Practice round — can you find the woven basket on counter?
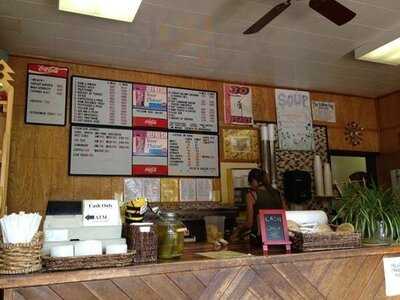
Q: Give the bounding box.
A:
[123,223,157,264]
[0,231,43,274]
[42,252,135,272]
[290,229,361,252]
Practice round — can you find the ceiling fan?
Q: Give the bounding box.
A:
[243,0,356,34]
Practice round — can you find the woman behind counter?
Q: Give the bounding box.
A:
[232,168,285,242]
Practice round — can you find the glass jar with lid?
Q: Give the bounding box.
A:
[156,212,186,259]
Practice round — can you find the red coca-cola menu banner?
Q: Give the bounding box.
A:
[28,64,68,78]
[25,64,69,126]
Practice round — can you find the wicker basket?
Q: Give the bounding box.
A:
[290,229,361,252]
[43,252,135,272]
[123,223,157,264]
[0,232,43,274]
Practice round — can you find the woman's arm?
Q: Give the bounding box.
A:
[244,192,255,229]
[229,192,256,241]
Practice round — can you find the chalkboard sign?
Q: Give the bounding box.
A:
[258,209,291,254]
[265,215,285,241]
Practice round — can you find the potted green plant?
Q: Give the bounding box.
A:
[334,183,400,244]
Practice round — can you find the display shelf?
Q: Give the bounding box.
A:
[0,60,14,216]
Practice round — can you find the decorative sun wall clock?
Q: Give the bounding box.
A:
[345,121,364,146]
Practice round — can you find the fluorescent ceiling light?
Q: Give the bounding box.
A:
[355,34,400,66]
[59,0,142,22]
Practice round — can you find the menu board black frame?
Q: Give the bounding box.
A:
[69,75,220,178]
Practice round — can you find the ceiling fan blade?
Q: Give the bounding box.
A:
[309,0,356,26]
[243,1,291,34]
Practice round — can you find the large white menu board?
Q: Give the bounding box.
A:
[71,77,132,127]
[168,88,217,133]
[25,64,68,125]
[70,126,132,175]
[168,132,219,177]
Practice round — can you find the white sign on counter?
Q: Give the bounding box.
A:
[82,199,121,226]
[168,132,219,177]
[25,64,68,125]
[70,126,132,175]
[168,87,218,133]
[71,76,132,127]
[383,256,400,296]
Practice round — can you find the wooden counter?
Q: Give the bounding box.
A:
[2,245,400,300]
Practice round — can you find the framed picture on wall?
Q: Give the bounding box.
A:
[221,128,260,162]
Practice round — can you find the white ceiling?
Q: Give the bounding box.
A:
[1,0,400,97]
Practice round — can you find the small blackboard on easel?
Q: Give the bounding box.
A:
[258,209,291,255]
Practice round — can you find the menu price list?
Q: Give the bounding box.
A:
[70,126,132,175]
[26,74,67,125]
[168,88,217,133]
[72,77,132,127]
[168,132,219,177]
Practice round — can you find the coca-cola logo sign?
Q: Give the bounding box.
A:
[38,65,61,74]
[28,64,69,78]
[144,167,157,174]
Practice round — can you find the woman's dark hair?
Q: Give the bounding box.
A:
[248,168,267,186]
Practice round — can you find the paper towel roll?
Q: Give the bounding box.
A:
[324,162,333,197]
[286,210,328,226]
[260,124,268,141]
[106,243,128,255]
[74,240,102,256]
[50,245,74,257]
[314,155,324,196]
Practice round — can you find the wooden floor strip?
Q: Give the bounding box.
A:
[113,276,162,300]
[83,280,130,300]
[252,263,304,300]
[274,262,324,300]
[167,271,206,300]
[220,266,256,300]
[18,286,63,300]
[198,267,240,300]
[326,256,366,299]
[141,274,189,300]
[343,255,382,300]
[50,282,99,300]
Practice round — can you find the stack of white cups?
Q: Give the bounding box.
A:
[314,155,333,197]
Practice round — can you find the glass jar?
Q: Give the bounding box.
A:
[372,220,389,244]
[156,212,186,259]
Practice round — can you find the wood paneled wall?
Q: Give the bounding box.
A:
[7,55,380,213]
[377,91,400,186]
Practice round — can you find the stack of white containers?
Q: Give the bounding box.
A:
[45,200,128,258]
[314,155,333,197]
